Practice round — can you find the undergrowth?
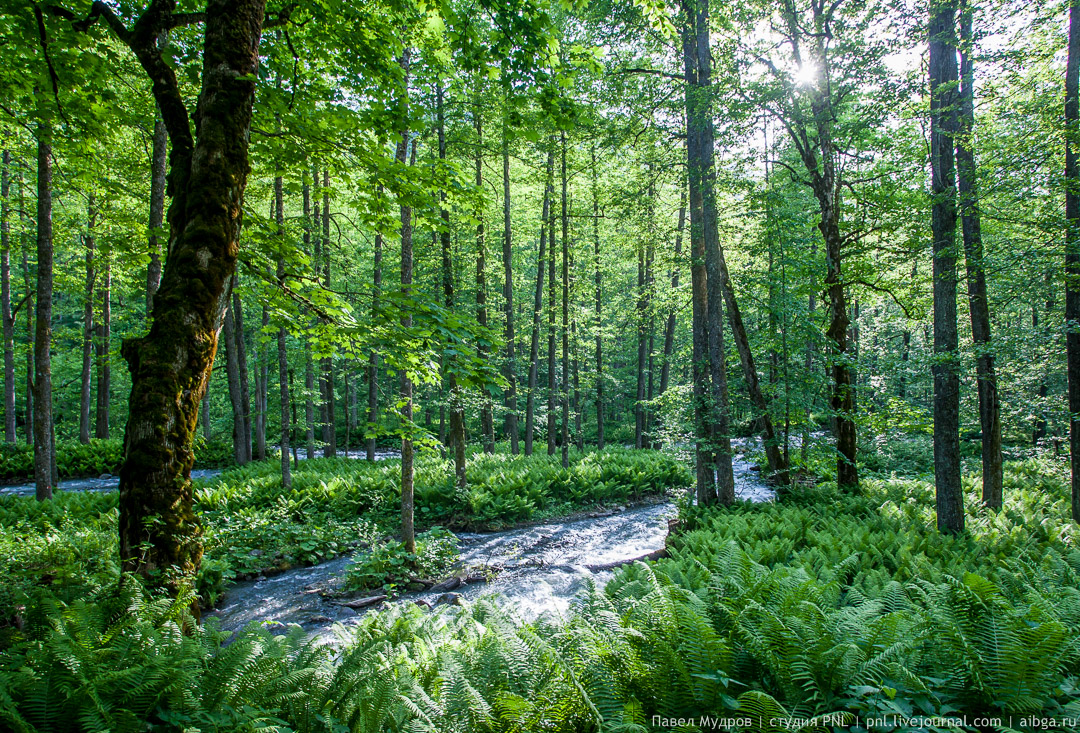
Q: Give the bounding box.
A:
[0,448,687,625]
[0,437,234,484]
[3,457,1078,731]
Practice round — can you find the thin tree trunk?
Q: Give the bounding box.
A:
[592,147,604,449]
[33,123,54,501]
[222,285,246,464]
[560,131,570,468]
[439,84,465,485]
[367,186,382,462]
[231,285,251,464]
[321,169,336,457]
[94,250,111,440]
[80,194,96,444]
[201,391,211,439]
[303,173,316,459]
[1067,0,1080,522]
[660,194,686,398]
[398,50,416,554]
[548,138,558,457]
[1,150,14,444]
[21,190,32,448]
[957,0,1002,508]
[502,121,519,453]
[525,151,552,456]
[929,0,964,533]
[635,235,648,449]
[476,103,494,453]
[275,170,291,487]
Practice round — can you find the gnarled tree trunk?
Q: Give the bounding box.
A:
[117,0,267,590]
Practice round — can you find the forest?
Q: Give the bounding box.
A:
[1,0,1079,729]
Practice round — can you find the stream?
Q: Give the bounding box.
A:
[208,448,774,636]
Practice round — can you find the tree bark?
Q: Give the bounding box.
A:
[1067,0,1080,522]
[117,0,267,589]
[957,0,1002,509]
[524,150,552,456]
[635,229,648,449]
[80,194,96,444]
[33,123,54,501]
[929,0,964,533]
[1,150,15,444]
[502,121,519,453]
[255,305,268,460]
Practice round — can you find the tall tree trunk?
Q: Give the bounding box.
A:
[33,123,54,501]
[683,2,734,503]
[21,198,32,448]
[303,174,316,459]
[222,286,246,464]
[591,147,604,449]
[275,171,291,487]
[560,131,570,468]
[398,51,416,554]
[502,121,519,453]
[957,0,1002,508]
[1067,0,1080,522]
[548,139,558,457]
[146,112,166,320]
[229,285,252,464]
[439,84,466,484]
[95,252,111,440]
[635,235,648,449]
[366,186,382,462]
[476,104,494,453]
[118,0,267,589]
[321,169,337,457]
[525,151,552,456]
[929,0,964,533]
[80,194,96,444]
[660,194,685,398]
[1,150,14,444]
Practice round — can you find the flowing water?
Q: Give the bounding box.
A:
[207,450,774,636]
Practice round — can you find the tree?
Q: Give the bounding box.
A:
[929,0,964,534]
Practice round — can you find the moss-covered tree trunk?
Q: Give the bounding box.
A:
[117,0,267,591]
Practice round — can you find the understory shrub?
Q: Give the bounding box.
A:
[0,437,234,484]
